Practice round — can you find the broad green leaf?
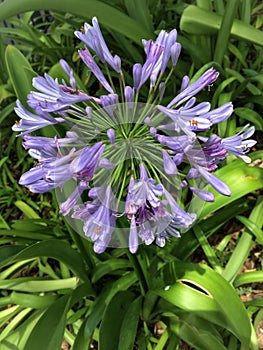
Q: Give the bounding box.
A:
[24,294,71,350]
[0,102,16,124]
[0,305,21,328]
[234,271,263,288]
[0,277,78,292]
[6,292,57,309]
[236,215,263,243]
[72,272,137,350]
[124,0,153,34]
[0,245,26,266]
[211,77,236,108]
[0,239,89,282]
[223,196,263,282]
[0,0,153,44]
[167,317,228,350]
[213,0,240,64]
[155,262,251,347]
[0,308,32,341]
[180,5,263,47]
[226,68,261,95]
[15,200,41,219]
[19,283,92,350]
[91,258,132,283]
[0,85,14,103]
[118,296,142,350]
[0,310,44,350]
[99,291,136,350]
[234,107,263,130]
[5,45,36,105]
[177,312,223,341]
[198,151,263,219]
[0,228,52,241]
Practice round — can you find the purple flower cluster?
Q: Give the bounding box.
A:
[13,17,256,253]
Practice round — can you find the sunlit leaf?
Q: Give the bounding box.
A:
[5,45,36,105]
[180,5,263,47]
[24,294,71,350]
[155,262,251,347]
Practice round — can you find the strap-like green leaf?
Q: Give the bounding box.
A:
[24,294,71,350]
[0,240,90,282]
[180,5,263,47]
[5,45,36,105]
[118,296,142,350]
[72,272,137,350]
[0,0,153,44]
[167,316,228,350]
[124,0,153,34]
[91,258,132,283]
[155,262,251,347]
[198,151,263,219]
[99,291,136,350]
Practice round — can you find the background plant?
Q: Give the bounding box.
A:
[0,0,262,349]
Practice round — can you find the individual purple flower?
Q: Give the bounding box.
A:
[142,29,179,87]
[137,201,171,245]
[12,100,64,135]
[78,49,114,93]
[180,76,190,91]
[162,150,178,175]
[155,231,170,247]
[27,73,90,113]
[125,163,163,218]
[189,186,215,202]
[163,189,197,228]
[158,98,212,137]
[22,132,80,150]
[60,59,77,90]
[125,86,134,108]
[75,17,122,73]
[167,68,219,108]
[107,128,115,145]
[70,142,105,181]
[100,94,118,116]
[60,181,89,216]
[133,64,142,90]
[171,42,181,66]
[168,134,227,172]
[221,125,256,163]
[129,216,139,254]
[19,157,72,193]
[197,124,256,166]
[202,102,233,124]
[133,41,163,90]
[79,186,117,253]
[198,135,228,170]
[153,130,195,155]
[187,165,231,196]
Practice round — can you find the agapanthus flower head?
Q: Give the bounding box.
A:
[13,17,256,253]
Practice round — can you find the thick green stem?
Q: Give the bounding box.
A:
[127,250,148,296]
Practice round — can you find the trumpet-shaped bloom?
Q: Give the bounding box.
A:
[75,17,122,73]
